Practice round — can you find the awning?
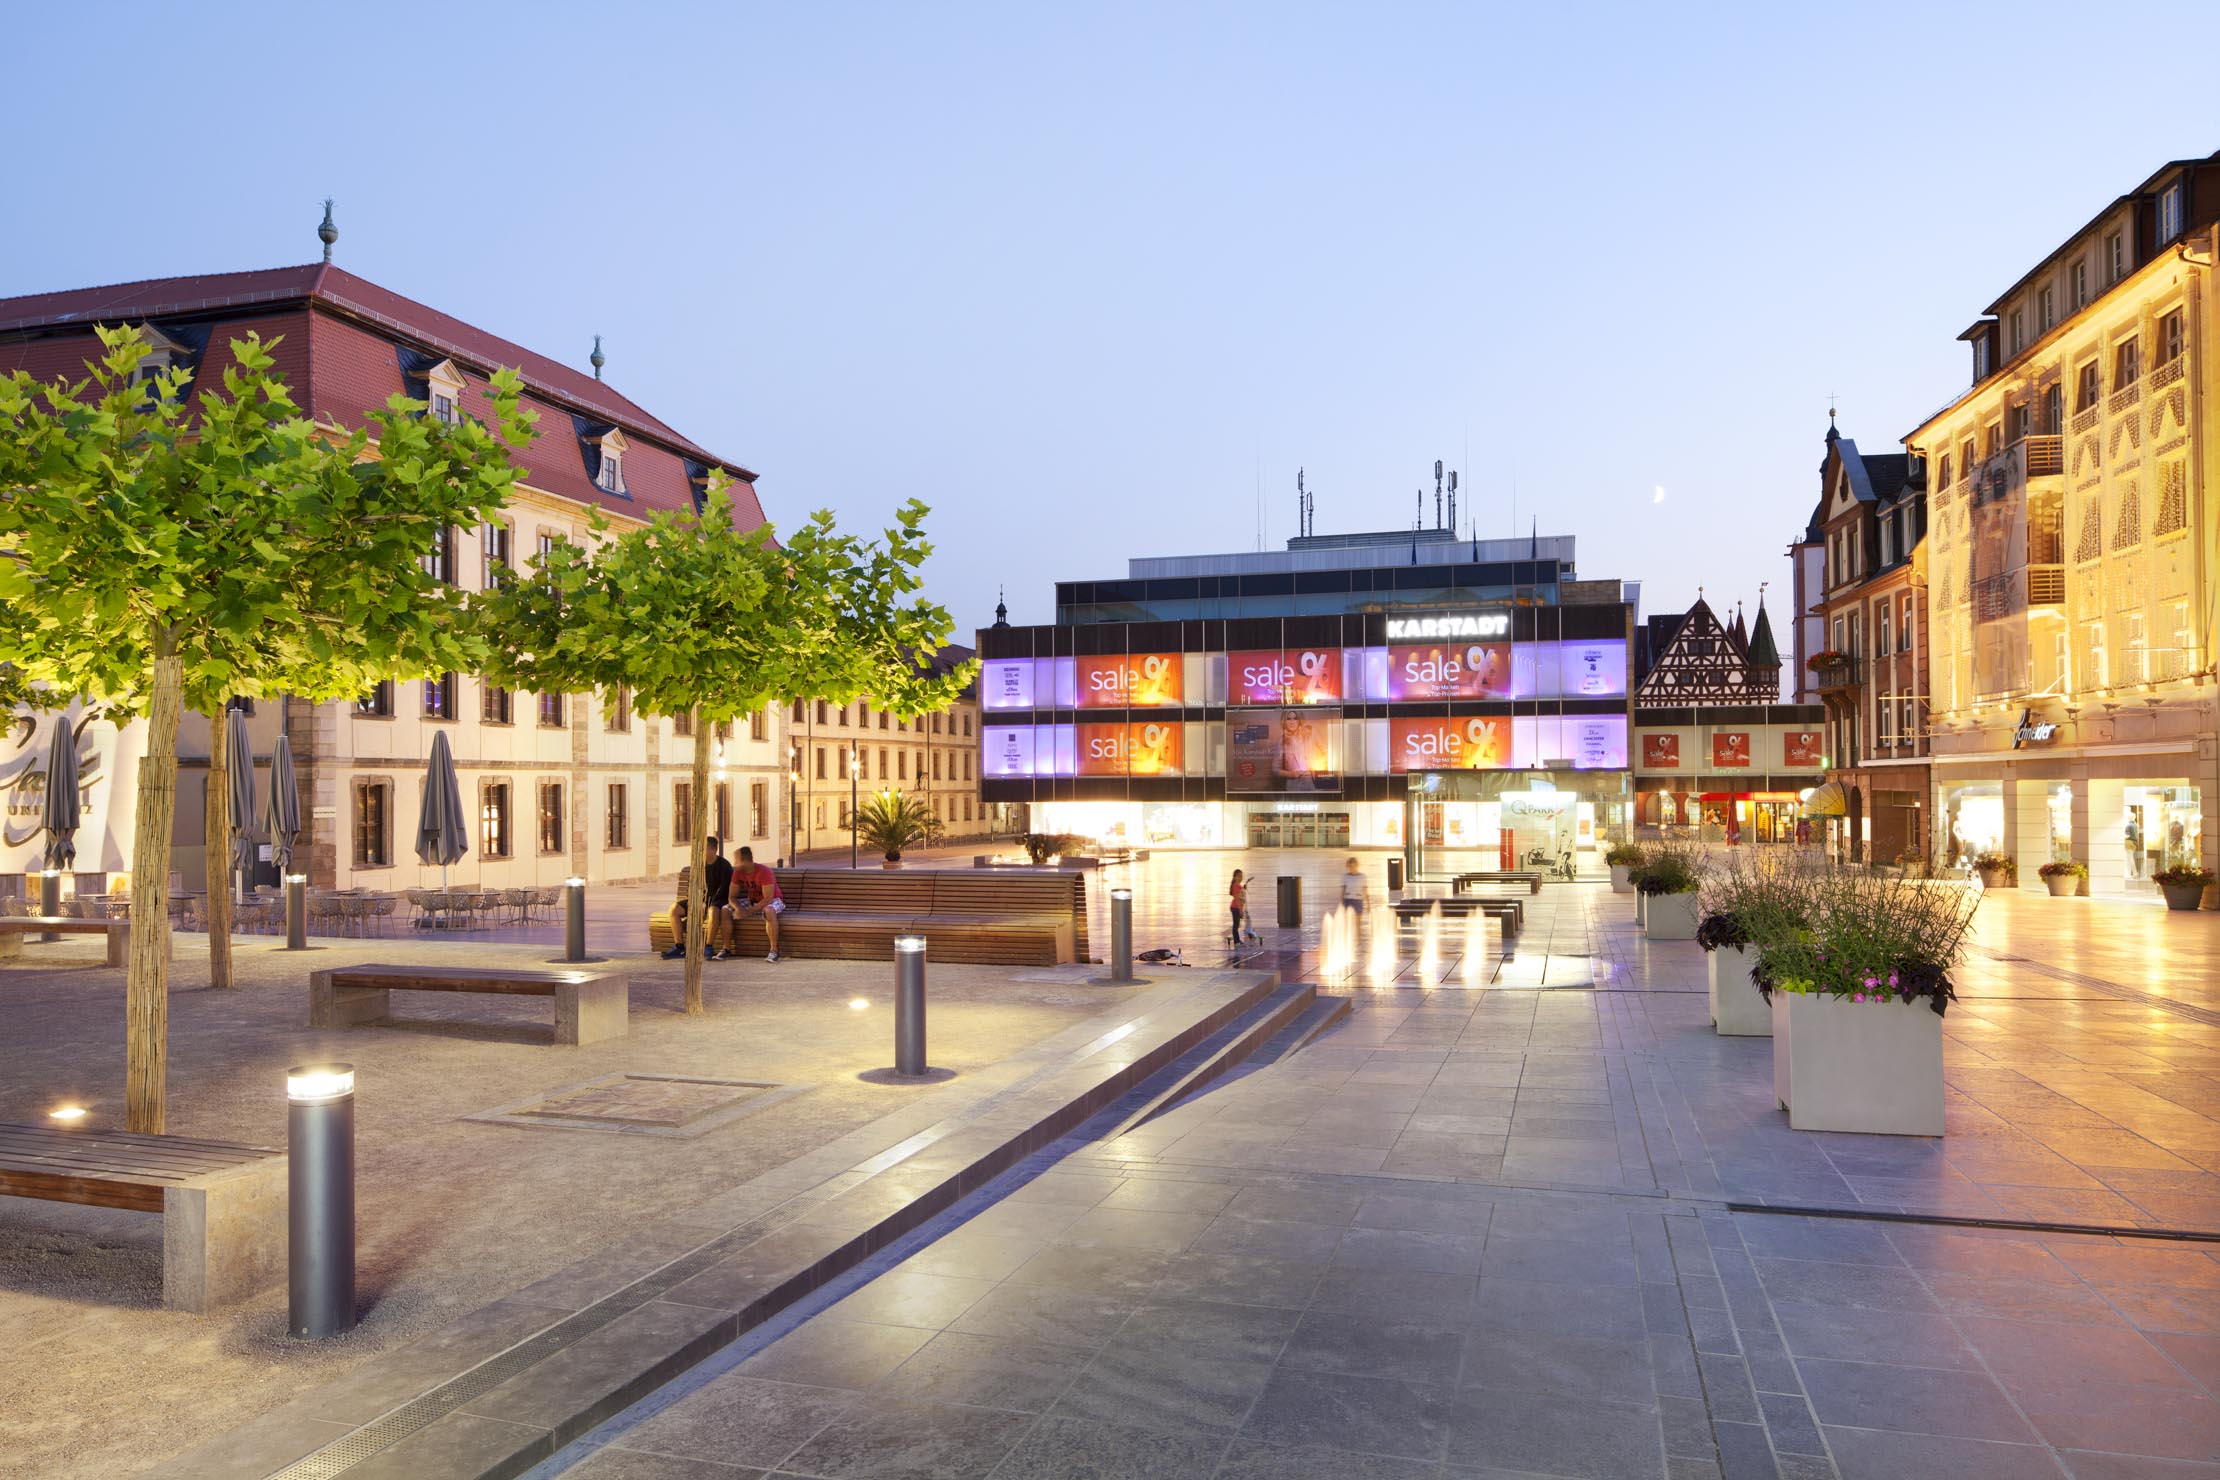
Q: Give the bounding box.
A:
[1801,781,1848,819]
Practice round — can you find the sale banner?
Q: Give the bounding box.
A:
[1712,731,1753,768]
[1385,642,1512,700]
[1783,731,1824,767]
[1389,716,1511,772]
[1076,721,1184,776]
[1074,653,1183,708]
[1228,648,1342,705]
[1642,733,1681,769]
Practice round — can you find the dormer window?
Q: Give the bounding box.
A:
[130,325,189,399]
[590,427,630,495]
[424,359,468,426]
[2160,182,2185,244]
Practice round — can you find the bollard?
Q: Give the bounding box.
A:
[894,935,927,1074]
[287,1063,357,1339]
[1276,875,1302,928]
[1387,856,1404,893]
[563,877,587,962]
[1109,887,1133,982]
[36,869,61,943]
[284,874,307,950]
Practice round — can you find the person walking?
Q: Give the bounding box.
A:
[1340,856,1369,916]
[1228,868,1248,949]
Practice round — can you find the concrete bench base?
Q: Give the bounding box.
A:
[0,916,153,967]
[311,966,629,1046]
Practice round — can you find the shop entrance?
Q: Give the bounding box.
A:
[1404,771,1620,881]
[1247,810,1351,848]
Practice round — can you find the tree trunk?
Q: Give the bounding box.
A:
[684,702,711,1015]
[127,648,184,1133]
[204,703,233,989]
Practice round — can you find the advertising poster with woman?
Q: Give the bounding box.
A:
[1228,709,1339,792]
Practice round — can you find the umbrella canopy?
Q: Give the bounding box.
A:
[1801,781,1848,819]
[415,729,469,869]
[263,732,300,876]
[40,715,80,871]
[225,707,258,880]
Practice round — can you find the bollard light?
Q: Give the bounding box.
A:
[893,935,927,1075]
[563,877,587,962]
[1109,887,1134,983]
[284,874,308,951]
[287,1062,357,1340]
[36,869,61,944]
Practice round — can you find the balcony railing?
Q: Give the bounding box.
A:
[2071,405,2100,434]
[2023,434,2063,478]
[2109,379,2143,415]
[2152,355,2186,391]
[2028,565,2065,605]
[1813,655,1863,691]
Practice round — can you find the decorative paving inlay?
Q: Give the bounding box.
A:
[465,1072,813,1138]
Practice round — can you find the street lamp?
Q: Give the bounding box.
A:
[788,744,800,868]
[849,745,861,870]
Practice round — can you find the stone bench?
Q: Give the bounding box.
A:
[0,914,157,967]
[0,1122,285,1311]
[1453,871,1544,896]
[1393,896,1524,936]
[310,964,629,1046]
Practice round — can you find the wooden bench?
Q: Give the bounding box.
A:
[0,915,158,967]
[1453,872,1543,896]
[311,964,629,1045]
[1393,895,1524,936]
[651,869,1091,966]
[0,1122,285,1311]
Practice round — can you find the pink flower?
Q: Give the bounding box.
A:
[1863,976,1879,990]
[1888,972,1900,988]
[1852,993,1865,1003]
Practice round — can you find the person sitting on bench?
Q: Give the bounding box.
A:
[661,866,693,959]
[730,846,784,962]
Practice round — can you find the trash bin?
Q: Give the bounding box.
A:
[1386,857,1404,892]
[1276,875,1302,928]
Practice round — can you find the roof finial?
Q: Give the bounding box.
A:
[993,587,1009,628]
[590,334,605,381]
[317,198,338,264]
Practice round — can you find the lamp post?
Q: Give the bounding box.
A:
[849,745,860,870]
[788,744,800,868]
[287,1063,356,1339]
[1110,887,1134,982]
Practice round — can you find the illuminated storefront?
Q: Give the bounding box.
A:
[1631,708,1829,845]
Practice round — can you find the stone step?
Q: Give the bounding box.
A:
[1108,981,1319,1137]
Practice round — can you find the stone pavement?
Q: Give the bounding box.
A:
[533,878,2220,1479]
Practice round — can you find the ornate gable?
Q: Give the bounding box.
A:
[1636,598,1773,707]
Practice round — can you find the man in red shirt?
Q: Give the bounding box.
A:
[730,846,784,962]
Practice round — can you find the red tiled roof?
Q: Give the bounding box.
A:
[0,263,766,529]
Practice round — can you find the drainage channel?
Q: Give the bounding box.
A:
[1727,1200,2220,1245]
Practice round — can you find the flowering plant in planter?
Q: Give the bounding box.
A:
[1749,870,1981,1017]
[1696,854,1810,953]
[2037,861,2086,879]
[2155,865,2214,912]
[1806,650,1850,671]
[1633,843,1702,897]
[1971,851,2016,886]
[1604,843,1647,867]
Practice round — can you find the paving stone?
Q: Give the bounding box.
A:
[777,1396,1032,1478]
[950,1281,1139,1348]
[1281,1308,1464,1386]
[1461,1328,1656,1408]
[873,1329,1095,1413]
[568,1449,765,1479]
[1822,1425,2070,1479]
[1217,1438,1441,1478]
[1309,1265,1479,1322]
[1110,1299,1301,1363]
[1443,1389,1665,1478]
[984,1416,1230,1479]
[1241,1369,1452,1459]
[1470,1275,1649,1339]
[1798,1356,2033,1442]
[735,1319,935,1390]
[612,1374,855,1468]
[1047,1342,1274,1436]
[822,1271,998,1330]
[1147,1250,1327,1309]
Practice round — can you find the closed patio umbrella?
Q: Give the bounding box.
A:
[225,707,257,893]
[263,732,300,876]
[40,715,79,872]
[415,729,469,884]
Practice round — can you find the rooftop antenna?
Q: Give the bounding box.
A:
[317,198,338,264]
[1433,459,1444,529]
[1447,469,1458,537]
[1416,489,1423,531]
[590,334,606,381]
[1296,467,1309,539]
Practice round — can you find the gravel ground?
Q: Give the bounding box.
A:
[0,931,1138,1480]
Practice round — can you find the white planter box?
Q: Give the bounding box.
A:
[1772,991,1944,1136]
[1645,891,1699,940]
[1610,864,1633,894]
[1707,945,1770,1036]
[1635,891,1647,927]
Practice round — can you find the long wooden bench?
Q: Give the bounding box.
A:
[649,869,1092,966]
[1453,872,1543,896]
[311,964,629,1045]
[1393,895,1524,936]
[0,1122,285,1310]
[0,915,158,967]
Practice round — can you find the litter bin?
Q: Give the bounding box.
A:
[1386,857,1404,892]
[1276,875,1302,928]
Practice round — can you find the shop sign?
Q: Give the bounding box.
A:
[2011,708,2058,748]
[1229,648,1341,705]
[1783,731,1824,767]
[1385,642,1512,700]
[1076,721,1183,776]
[1271,801,1321,813]
[1386,611,1510,641]
[1641,733,1680,769]
[1074,653,1182,708]
[1712,732,1752,768]
[1389,716,1511,772]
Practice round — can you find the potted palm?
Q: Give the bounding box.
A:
[1753,870,1980,1136]
[2156,865,2213,912]
[1606,843,1646,895]
[1637,844,1703,940]
[854,790,935,868]
[2038,860,2086,898]
[1972,851,2016,890]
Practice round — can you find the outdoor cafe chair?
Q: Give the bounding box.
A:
[371,895,398,934]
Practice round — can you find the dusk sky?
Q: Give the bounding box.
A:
[10,3,2220,634]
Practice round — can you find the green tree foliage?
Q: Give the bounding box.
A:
[478,482,970,1012]
[0,326,533,1130]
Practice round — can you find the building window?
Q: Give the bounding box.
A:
[815,746,827,780]
[1899,594,1914,652]
[790,700,804,724]
[932,712,944,735]
[749,780,767,839]
[2071,259,2090,309]
[2160,183,2185,244]
[673,709,694,738]
[715,719,732,742]
[898,750,909,781]
[1877,605,1892,656]
[593,432,628,495]
[2007,308,2025,356]
[2039,382,2062,434]
[539,691,566,728]
[606,783,629,849]
[962,751,972,781]
[2037,284,2055,332]
[2074,502,2103,563]
[353,782,391,868]
[878,746,889,780]
[962,714,972,738]
[750,708,768,742]
[2114,337,2141,390]
[2081,621,2108,689]
[538,782,565,855]
[423,671,457,720]
[1878,518,1894,568]
[963,796,973,822]
[2156,461,2189,537]
[2076,361,2100,411]
[481,521,511,589]
[2106,230,2126,283]
[480,781,512,859]
[483,682,513,725]
[674,782,693,845]
[607,687,632,732]
[837,704,849,726]
[356,682,393,718]
[1876,696,1894,748]
[1899,697,1916,745]
[2169,601,2194,679]
[1973,337,1991,380]
[877,710,889,731]
[2005,402,2029,444]
[2160,309,2185,365]
[715,782,731,840]
[1938,453,1952,489]
[2126,612,2149,685]
[537,530,560,566]
[422,525,457,585]
[814,803,826,829]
